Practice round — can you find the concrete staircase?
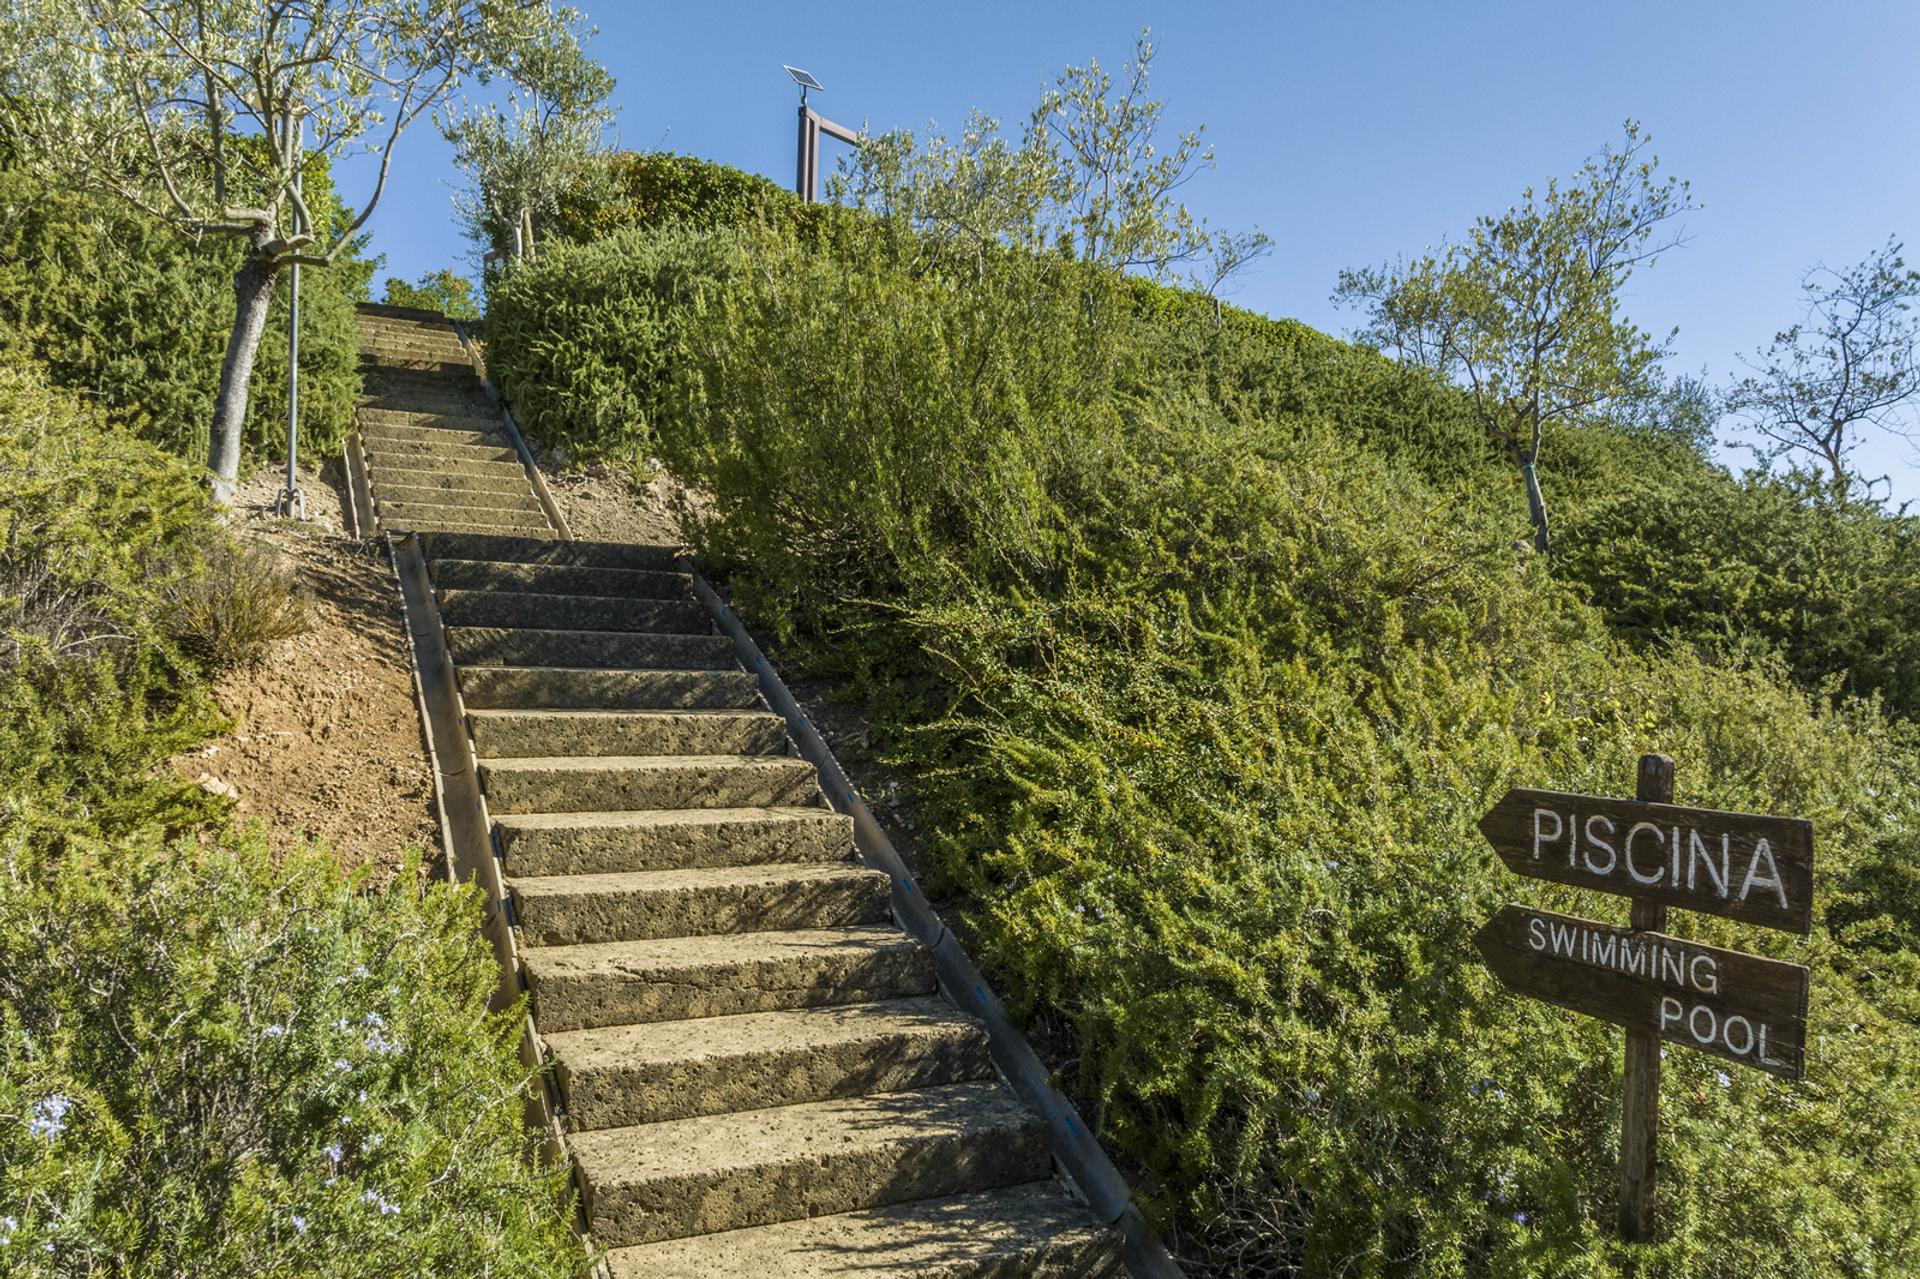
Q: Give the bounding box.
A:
[419,529,1126,1277]
[350,303,559,538]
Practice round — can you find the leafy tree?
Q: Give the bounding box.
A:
[829,30,1269,293]
[0,159,372,464]
[442,5,615,266]
[0,0,549,503]
[1724,236,1920,490]
[382,268,481,320]
[1334,121,1696,552]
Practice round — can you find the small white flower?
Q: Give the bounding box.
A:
[28,1095,71,1139]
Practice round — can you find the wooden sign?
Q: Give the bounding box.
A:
[1477,787,1814,934]
[1474,904,1809,1080]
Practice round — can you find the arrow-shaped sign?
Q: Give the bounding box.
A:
[1478,788,1814,934]
[1474,904,1809,1080]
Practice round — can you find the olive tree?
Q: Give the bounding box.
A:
[441,5,615,268]
[1334,122,1695,552]
[0,0,546,503]
[1725,237,1920,491]
[829,30,1269,293]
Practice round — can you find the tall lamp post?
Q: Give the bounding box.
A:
[784,65,862,202]
[275,111,307,520]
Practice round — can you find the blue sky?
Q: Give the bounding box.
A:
[339,0,1920,504]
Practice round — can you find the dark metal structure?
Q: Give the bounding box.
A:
[784,65,862,202]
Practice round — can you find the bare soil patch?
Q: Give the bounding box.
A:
[166,460,439,880]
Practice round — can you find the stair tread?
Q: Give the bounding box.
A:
[523,924,933,1030]
[482,751,812,772]
[510,861,883,898]
[547,995,979,1066]
[574,1082,1048,1246]
[471,707,781,725]
[602,1180,1124,1278]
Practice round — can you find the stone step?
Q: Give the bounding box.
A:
[359,421,509,448]
[360,355,471,376]
[469,707,784,759]
[380,518,558,539]
[602,1180,1126,1279]
[575,1082,1049,1247]
[356,406,501,432]
[365,465,532,497]
[447,627,736,671]
[436,590,707,636]
[361,439,522,466]
[366,455,530,483]
[428,559,692,600]
[478,752,820,815]
[510,862,889,947]
[420,531,682,572]
[457,665,762,711]
[495,807,853,879]
[524,925,930,1031]
[546,996,994,1130]
[378,484,541,514]
[378,502,551,532]
[359,390,494,415]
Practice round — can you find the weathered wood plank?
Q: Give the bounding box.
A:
[1477,786,1814,933]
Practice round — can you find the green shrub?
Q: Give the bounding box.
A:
[0,829,581,1277]
[483,224,752,464]
[1556,467,1920,722]
[0,362,227,847]
[383,269,481,321]
[0,156,371,463]
[165,538,314,674]
[632,227,1920,1274]
[549,150,820,245]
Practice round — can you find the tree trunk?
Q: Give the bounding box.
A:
[206,235,280,505]
[1522,458,1551,553]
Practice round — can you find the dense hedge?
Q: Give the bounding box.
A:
[0,364,580,1274]
[490,210,1920,1274]
[0,155,371,464]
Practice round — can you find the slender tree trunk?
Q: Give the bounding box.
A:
[206,235,280,505]
[1521,455,1551,554]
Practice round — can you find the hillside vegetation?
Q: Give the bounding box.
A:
[0,363,578,1274]
[485,149,1920,1276]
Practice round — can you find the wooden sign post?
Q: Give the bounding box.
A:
[1474,754,1813,1247]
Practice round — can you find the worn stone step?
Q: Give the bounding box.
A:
[359,377,487,401]
[457,665,761,711]
[496,807,852,878]
[356,406,501,432]
[478,752,819,815]
[360,354,471,375]
[546,996,994,1130]
[362,439,521,466]
[378,484,540,514]
[436,590,707,636]
[379,502,551,532]
[447,627,735,671]
[524,925,930,1031]
[360,421,508,448]
[469,707,783,759]
[360,380,491,405]
[576,1081,1048,1247]
[381,518,557,540]
[420,531,682,572]
[429,559,691,599]
[603,1180,1126,1279]
[365,465,532,496]
[510,862,889,947]
[366,455,530,483]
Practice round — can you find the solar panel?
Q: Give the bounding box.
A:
[784,65,824,92]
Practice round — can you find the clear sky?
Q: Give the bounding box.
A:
[339,0,1920,505]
